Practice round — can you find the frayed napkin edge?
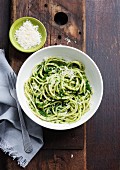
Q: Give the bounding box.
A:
[0,137,28,168]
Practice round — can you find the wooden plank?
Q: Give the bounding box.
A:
[0,1,11,169]
[6,150,85,170]
[43,126,84,149]
[9,0,85,150]
[0,0,11,57]
[86,0,120,169]
[29,0,84,49]
[0,150,7,170]
[5,0,86,169]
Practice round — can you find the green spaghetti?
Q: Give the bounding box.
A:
[24,57,92,124]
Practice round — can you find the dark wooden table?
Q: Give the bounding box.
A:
[0,0,120,169]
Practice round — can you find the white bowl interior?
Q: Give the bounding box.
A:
[16,45,103,130]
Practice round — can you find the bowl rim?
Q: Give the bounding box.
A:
[16,45,103,130]
[9,16,47,53]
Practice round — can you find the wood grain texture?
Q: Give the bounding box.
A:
[86,0,120,170]
[9,0,85,150]
[43,126,84,149]
[29,0,84,48]
[0,1,11,169]
[0,0,11,57]
[0,0,86,170]
[6,149,85,170]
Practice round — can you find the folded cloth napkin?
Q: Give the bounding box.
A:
[0,49,43,168]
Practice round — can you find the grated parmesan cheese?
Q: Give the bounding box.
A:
[61,66,74,78]
[65,37,71,44]
[14,20,42,50]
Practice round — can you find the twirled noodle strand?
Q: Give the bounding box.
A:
[24,57,92,123]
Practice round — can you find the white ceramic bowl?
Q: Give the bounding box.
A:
[16,45,103,130]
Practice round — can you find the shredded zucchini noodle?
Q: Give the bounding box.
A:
[24,57,93,124]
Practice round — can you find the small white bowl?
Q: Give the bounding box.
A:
[16,45,103,130]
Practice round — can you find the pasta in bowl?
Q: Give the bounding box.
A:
[24,57,92,124]
[16,45,103,130]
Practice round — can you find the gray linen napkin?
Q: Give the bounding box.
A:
[0,49,44,168]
